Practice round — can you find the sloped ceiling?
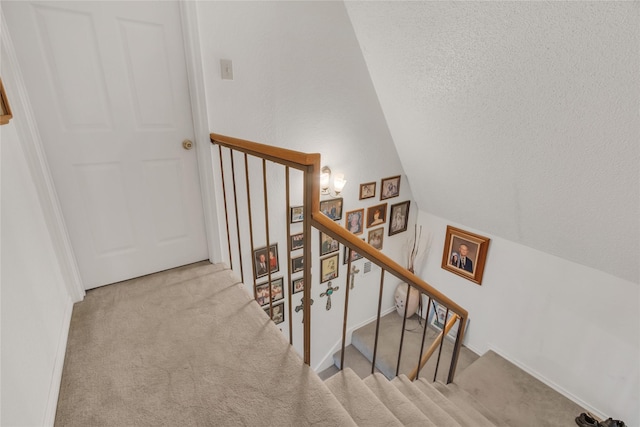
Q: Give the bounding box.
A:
[345,1,639,284]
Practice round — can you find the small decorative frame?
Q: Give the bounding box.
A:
[320,231,340,256]
[255,277,284,306]
[292,277,304,294]
[343,245,364,264]
[380,175,401,200]
[253,244,279,279]
[291,255,305,273]
[366,203,387,228]
[428,302,461,340]
[388,201,410,236]
[345,209,364,235]
[319,198,343,221]
[359,182,376,200]
[367,227,384,250]
[264,301,285,325]
[291,232,304,251]
[290,206,304,223]
[0,78,13,126]
[320,253,339,283]
[441,225,490,285]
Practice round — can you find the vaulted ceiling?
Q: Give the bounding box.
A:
[345,1,639,284]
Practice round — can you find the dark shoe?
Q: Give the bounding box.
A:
[599,418,626,427]
[575,413,599,427]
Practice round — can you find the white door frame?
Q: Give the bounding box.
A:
[2,2,221,302]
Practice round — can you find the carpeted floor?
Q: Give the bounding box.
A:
[55,261,355,426]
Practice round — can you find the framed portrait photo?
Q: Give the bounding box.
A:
[264,301,285,325]
[255,277,284,307]
[441,225,490,285]
[291,255,304,273]
[359,182,376,200]
[343,244,364,265]
[291,232,304,251]
[368,227,384,250]
[320,253,339,283]
[320,231,340,256]
[345,209,364,235]
[253,244,279,279]
[366,203,387,228]
[319,198,343,221]
[388,201,410,236]
[290,206,304,223]
[380,175,401,200]
[292,277,304,294]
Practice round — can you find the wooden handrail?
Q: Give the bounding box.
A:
[408,314,459,381]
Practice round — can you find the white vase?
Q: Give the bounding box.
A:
[394,283,420,318]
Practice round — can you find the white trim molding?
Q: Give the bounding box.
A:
[179,1,223,264]
[1,13,85,302]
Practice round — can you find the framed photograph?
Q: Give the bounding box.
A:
[345,209,364,235]
[441,225,490,285]
[291,255,304,273]
[388,201,410,236]
[292,277,304,294]
[428,302,461,339]
[264,302,285,325]
[367,227,384,250]
[343,244,364,264]
[319,198,343,221]
[253,244,279,279]
[320,254,339,283]
[366,203,387,228]
[291,232,304,251]
[359,182,376,200]
[320,231,340,256]
[255,277,284,306]
[381,175,401,200]
[290,206,304,223]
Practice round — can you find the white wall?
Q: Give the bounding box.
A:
[196,1,416,368]
[417,211,639,425]
[1,116,73,425]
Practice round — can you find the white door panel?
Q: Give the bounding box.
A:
[5,1,208,289]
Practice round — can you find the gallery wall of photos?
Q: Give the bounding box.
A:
[254,173,411,328]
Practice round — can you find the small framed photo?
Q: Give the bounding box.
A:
[290,206,304,223]
[359,182,376,200]
[319,198,343,221]
[291,255,304,273]
[291,232,304,251]
[255,277,284,306]
[292,277,304,294]
[428,302,460,339]
[253,244,279,279]
[381,175,401,200]
[345,209,364,235]
[320,253,339,283]
[389,201,410,236]
[367,227,384,250]
[320,231,340,256]
[366,203,387,228]
[264,301,285,325]
[441,225,490,285]
[343,244,364,264]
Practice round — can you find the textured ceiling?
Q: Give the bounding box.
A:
[345,1,639,284]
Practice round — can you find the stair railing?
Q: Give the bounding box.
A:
[211,132,469,383]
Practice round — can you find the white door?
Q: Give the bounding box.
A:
[4,1,209,289]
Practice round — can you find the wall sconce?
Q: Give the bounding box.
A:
[320,166,347,196]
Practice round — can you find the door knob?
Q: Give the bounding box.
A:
[182,139,193,150]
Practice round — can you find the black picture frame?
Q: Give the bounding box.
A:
[253,244,279,279]
[291,232,304,251]
[319,198,343,221]
[320,231,340,256]
[389,201,410,236]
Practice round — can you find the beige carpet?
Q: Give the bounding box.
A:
[55,261,355,426]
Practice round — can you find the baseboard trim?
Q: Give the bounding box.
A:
[313,305,397,372]
[488,345,606,421]
[43,297,74,426]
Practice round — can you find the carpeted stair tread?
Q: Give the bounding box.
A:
[433,381,506,426]
[415,378,496,426]
[325,368,402,427]
[55,262,356,427]
[364,373,436,427]
[454,350,587,427]
[391,376,462,426]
